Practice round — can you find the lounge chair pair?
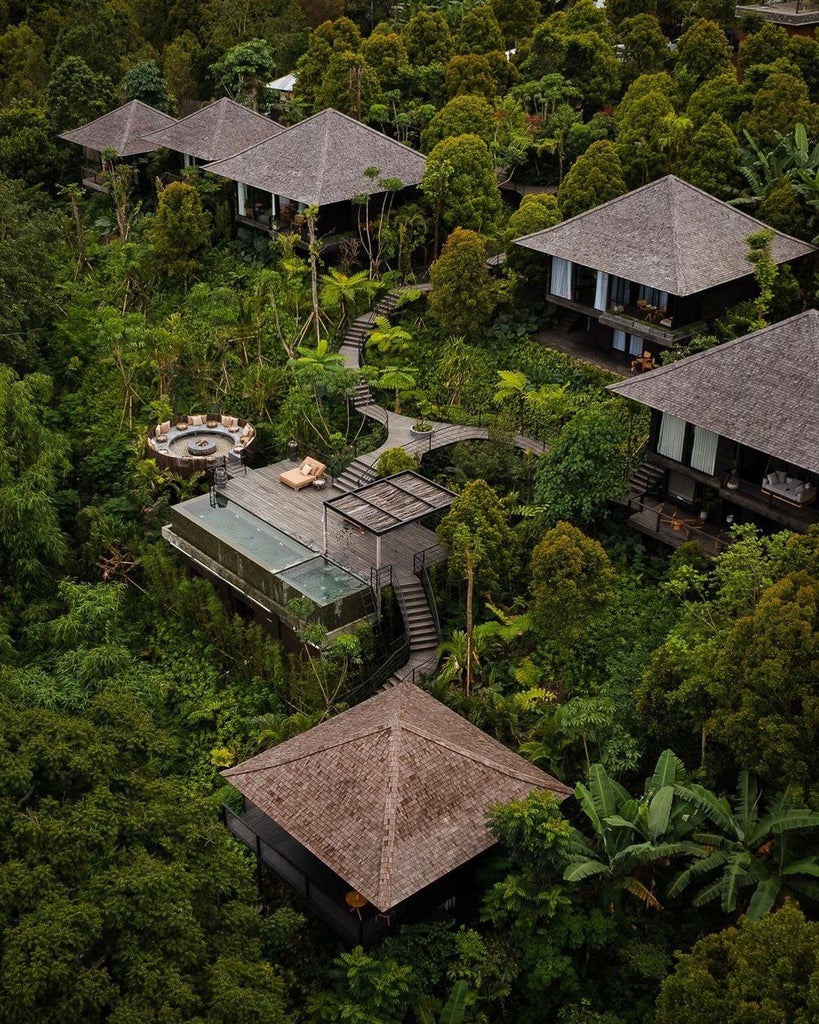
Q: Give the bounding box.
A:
[279,456,327,491]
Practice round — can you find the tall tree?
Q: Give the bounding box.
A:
[428,229,496,343]
[210,38,276,111]
[422,134,502,236]
[655,902,819,1024]
[145,181,211,281]
[437,479,516,693]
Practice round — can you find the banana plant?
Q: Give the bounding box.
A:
[415,981,469,1024]
[564,750,701,910]
[669,770,819,920]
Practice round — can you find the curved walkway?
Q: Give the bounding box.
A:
[339,288,548,472]
[337,288,549,687]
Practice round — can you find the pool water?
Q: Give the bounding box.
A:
[175,495,367,606]
[280,557,369,606]
[181,494,312,572]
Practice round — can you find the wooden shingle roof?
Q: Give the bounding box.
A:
[608,309,819,473]
[141,97,283,162]
[58,99,176,157]
[202,108,426,205]
[515,176,815,297]
[222,682,572,911]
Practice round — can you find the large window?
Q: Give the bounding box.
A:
[690,425,718,475]
[612,330,643,356]
[610,275,631,305]
[550,257,573,300]
[657,412,686,462]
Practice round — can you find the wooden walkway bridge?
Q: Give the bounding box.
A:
[326,288,549,683]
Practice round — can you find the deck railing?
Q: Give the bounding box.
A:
[223,805,388,945]
[413,546,445,645]
[629,493,728,555]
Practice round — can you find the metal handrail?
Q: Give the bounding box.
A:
[415,562,441,644]
[412,544,446,573]
[632,493,728,553]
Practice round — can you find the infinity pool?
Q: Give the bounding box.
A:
[170,495,369,614]
[280,556,369,606]
[181,494,312,572]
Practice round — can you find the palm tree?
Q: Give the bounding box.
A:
[659,112,693,173]
[366,315,413,358]
[377,364,418,413]
[494,370,530,431]
[319,267,377,334]
[669,771,819,920]
[290,338,346,385]
[436,622,500,690]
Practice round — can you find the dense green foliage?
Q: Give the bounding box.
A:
[1,0,819,1019]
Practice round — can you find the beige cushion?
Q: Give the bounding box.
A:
[300,462,312,476]
[190,414,204,426]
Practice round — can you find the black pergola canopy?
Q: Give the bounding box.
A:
[324,472,456,535]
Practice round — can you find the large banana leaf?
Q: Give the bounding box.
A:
[734,771,760,841]
[674,783,734,832]
[563,858,609,882]
[668,849,729,898]
[649,749,687,791]
[609,840,699,872]
[647,785,675,842]
[747,877,781,921]
[622,876,662,910]
[766,808,819,834]
[587,763,630,822]
[439,981,468,1024]
[781,858,819,877]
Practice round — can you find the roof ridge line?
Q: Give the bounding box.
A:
[376,710,404,909]
[668,177,687,296]
[674,173,818,251]
[325,107,427,159]
[222,722,391,775]
[514,175,672,245]
[316,111,333,204]
[400,720,565,788]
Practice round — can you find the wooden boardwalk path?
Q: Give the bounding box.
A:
[339,289,549,471]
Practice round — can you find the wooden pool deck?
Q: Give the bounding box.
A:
[221,459,443,584]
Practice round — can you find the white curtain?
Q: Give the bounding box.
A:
[657,413,686,462]
[594,271,609,310]
[550,257,573,300]
[628,335,643,356]
[612,329,626,351]
[691,425,719,475]
[237,181,247,213]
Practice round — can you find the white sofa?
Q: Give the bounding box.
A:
[761,470,817,507]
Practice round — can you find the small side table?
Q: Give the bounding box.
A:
[345,890,368,920]
[312,477,326,491]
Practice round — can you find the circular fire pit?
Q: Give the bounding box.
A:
[188,436,218,457]
[148,414,256,477]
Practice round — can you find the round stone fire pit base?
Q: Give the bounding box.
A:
[188,436,218,457]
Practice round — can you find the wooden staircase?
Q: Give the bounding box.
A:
[333,456,377,493]
[629,460,665,499]
[384,575,440,688]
